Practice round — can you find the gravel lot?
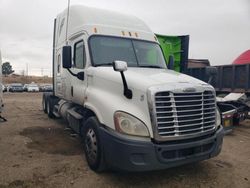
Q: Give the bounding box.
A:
[0,93,249,188]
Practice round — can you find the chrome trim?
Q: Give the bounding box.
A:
[147,84,217,141]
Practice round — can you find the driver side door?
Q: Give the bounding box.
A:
[70,34,88,105]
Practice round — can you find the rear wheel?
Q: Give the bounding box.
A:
[42,94,47,113]
[46,96,55,118]
[82,117,106,172]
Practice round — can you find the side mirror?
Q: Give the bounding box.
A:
[168,55,174,70]
[112,60,132,99]
[62,46,72,68]
[77,72,85,81]
[112,61,128,72]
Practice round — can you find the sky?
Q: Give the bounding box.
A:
[0,0,249,76]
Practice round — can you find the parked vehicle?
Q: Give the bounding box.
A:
[0,84,4,93]
[9,83,23,92]
[5,84,10,92]
[45,84,53,92]
[39,84,53,92]
[156,34,189,72]
[3,85,7,92]
[23,84,28,92]
[39,84,45,92]
[27,84,39,92]
[42,5,223,172]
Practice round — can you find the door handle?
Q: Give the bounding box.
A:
[71,86,73,97]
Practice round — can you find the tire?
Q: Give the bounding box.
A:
[46,96,55,118]
[82,117,106,172]
[42,94,47,113]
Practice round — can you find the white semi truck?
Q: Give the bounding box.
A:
[43,5,224,172]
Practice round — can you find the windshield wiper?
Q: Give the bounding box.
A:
[139,65,163,69]
[95,63,113,67]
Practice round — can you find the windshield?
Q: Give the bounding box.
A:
[89,36,167,68]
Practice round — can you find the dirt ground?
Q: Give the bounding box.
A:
[0,93,249,188]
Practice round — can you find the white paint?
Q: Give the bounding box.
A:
[54,5,213,138]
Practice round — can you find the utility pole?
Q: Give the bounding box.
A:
[26,63,29,83]
[41,67,45,83]
[26,63,28,76]
[21,70,25,84]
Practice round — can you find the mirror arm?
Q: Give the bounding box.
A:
[66,68,84,80]
[67,68,77,77]
[120,71,132,99]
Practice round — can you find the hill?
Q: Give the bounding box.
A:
[2,75,52,85]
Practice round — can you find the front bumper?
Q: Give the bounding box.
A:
[99,126,224,172]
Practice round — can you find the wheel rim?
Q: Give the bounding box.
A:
[85,128,98,165]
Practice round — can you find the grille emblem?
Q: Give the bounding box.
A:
[183,87,196,92]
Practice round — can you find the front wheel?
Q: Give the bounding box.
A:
[82,117,106,172]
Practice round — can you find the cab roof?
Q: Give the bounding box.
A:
[55,5,157,45]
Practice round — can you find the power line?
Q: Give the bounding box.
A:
[26,63,28,76]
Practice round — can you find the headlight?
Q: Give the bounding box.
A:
[216,108,221,127]
[114,111,149,137]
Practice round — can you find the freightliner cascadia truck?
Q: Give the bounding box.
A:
[42,5,224,172]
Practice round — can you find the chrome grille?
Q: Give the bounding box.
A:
[155,90,216,138]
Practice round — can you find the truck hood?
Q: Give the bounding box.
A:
[90,67,209,92]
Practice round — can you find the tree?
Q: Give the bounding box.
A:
[2,62,14,76]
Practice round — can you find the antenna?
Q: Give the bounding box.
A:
[65,0,71,45]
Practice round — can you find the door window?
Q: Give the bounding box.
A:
[74,41,86,69]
